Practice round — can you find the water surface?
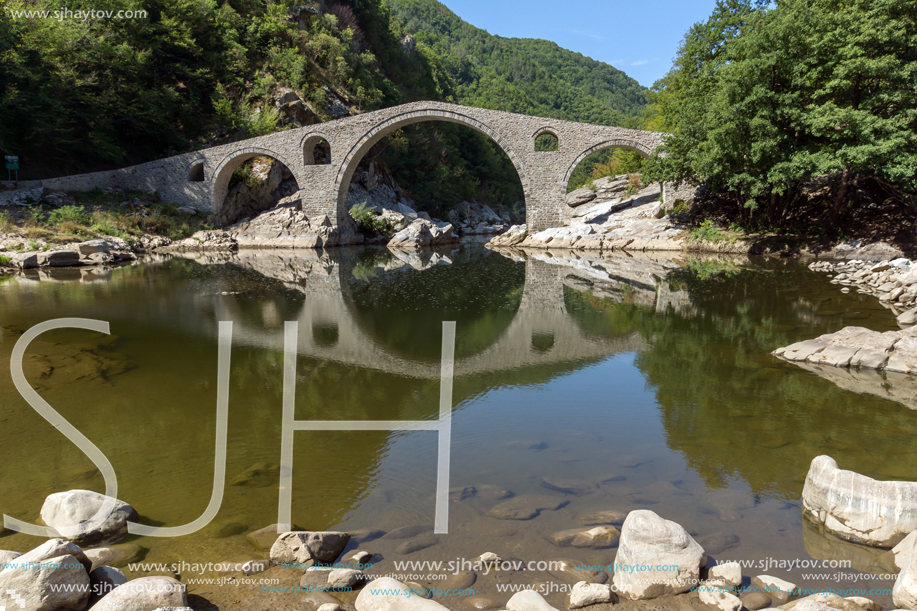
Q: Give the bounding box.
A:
[0,245,909,608]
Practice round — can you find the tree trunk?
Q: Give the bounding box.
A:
[830,168,855,225]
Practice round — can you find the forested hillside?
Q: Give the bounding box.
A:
[0,0,648,212]
[387,0,648,128]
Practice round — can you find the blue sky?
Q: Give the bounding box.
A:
[437,0,720,87]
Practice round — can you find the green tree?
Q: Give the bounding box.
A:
[645,0,917,227]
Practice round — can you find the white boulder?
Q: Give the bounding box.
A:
[699,580,742,611]
[802,455,917,547]
[90,576,187,610]
[611,509,705,599]
[569,581,616,608]
[40,489,139,546]
[355,576,450,610]
[506,589,561,610]
[0,553,89,611]
[271,531,351,564]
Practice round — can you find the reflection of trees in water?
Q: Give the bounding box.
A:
[345,249,525,361]
[566,260,917,500]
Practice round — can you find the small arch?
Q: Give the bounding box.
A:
[563,139,654,188]
[312,322,339,347]
[187,161,205,182]
[531,332,555,353]
[211,147,299,216]
[533,127,559,152]
[302,133,332,165]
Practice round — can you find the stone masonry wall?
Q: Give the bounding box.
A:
[29,101,669,232]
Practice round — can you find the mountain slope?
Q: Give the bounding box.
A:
[386,0,648,127]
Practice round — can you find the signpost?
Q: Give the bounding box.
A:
[5,156,18,182]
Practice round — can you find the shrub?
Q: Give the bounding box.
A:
[0,254,11,266]
[625,174,643,198]
[350,202,397,237]
[0,211,13,233]
[689,219,730,243]
[49,205,91,226]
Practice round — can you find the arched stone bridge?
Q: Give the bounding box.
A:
[42,101,667,231]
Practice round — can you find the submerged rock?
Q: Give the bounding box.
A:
[486,495,569,520]
[546,526,619,549]
[802,455,917,547]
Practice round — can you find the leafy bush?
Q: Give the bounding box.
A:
[0,254,11,266]
[48,205,91,226]
[350,202,398,237]
[689,220,730,243]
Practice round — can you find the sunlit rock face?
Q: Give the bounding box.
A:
[802,455,917,548]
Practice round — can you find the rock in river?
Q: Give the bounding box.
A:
[611,509,705,600]
[487,495,569,520]
[541,476,598,496]
[270,531,350,564]
[89,576,187,611]
[0,549,90,611]
[387,219,458,250]
[40,489,139,546]
[547,526,620,549]
[802,455,917,547]
[356,576,450,610]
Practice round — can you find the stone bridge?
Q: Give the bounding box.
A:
[37,101,667,231]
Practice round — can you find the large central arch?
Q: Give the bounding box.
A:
[333,108,531,223]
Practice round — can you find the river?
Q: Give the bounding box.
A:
[0,244,910,609]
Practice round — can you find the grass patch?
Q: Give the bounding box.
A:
[0,211,14,233]
[0,254,11,266]
[0,191,212,245]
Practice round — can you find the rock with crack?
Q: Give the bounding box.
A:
[774,326,917,374]
[270,531,351,564]
[802,455,917,547]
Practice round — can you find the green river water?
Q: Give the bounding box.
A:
[0,245,912,609]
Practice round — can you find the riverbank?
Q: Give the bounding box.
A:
[1,181,913,274]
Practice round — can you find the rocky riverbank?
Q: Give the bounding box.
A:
[4,472,915,611]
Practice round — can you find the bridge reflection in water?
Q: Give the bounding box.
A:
[163,245,700,378]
